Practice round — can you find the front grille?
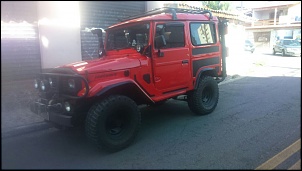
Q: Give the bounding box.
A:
[37,71,89,99]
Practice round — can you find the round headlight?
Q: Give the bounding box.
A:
[68,79,75,89]
[40,80,46,91]
[34,79,39,89]
[136,45,142,52]
[64,102,71,112]
[49,78,53,86]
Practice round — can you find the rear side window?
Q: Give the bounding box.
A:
[190,23,216,46]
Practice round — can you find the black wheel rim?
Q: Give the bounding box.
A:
[202,86,214,107]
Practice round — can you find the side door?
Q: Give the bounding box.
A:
[152,22,190,92]
[190,22,221,78]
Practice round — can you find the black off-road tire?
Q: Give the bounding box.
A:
[187,76,219,115]
[85,95,141,152]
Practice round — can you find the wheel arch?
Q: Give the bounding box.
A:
[194,68,218,90]
[95,81,153,105]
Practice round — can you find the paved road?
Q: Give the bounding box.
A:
[2,52,300,169]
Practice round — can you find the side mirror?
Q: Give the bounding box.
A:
[91,28,105,57]
[155,35,166,49]
[91,28,103,37]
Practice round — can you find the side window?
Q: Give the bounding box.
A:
[154,24,185,49]
[190,23,216,46]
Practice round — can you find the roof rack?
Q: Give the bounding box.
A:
[121,7,212,22]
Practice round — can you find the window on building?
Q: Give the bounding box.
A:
[190,23,216,46]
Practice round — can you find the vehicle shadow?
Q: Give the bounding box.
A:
[262,52,300,57]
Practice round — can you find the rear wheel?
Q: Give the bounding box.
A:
[187,76,219,115]
[85,95,141,152]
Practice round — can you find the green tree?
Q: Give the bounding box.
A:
[202,1,231,11]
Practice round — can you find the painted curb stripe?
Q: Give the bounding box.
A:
[256,139,301,170]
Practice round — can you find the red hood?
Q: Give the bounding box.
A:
[60,54,141,74]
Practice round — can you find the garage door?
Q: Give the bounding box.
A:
[1,1,41,82]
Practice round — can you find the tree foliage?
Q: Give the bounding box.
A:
[202,1,231,11]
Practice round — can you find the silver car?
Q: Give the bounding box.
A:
[273,39,301,56]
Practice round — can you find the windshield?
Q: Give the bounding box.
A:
[106,23,150,51]
[283,40,300,46]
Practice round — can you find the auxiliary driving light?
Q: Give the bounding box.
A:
[34,79,39,89]
[40,80,46,91]
[64,102,71,112]
[49,78,53,86]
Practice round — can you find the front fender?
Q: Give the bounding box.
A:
[88,78,153,103]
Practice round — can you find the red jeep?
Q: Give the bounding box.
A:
[30,7,228,152]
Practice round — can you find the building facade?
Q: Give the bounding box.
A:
[245,1,301,50]
[1,1,146,82]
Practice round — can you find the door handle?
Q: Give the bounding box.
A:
[182,60,189,64]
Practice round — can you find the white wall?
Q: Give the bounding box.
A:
[37,1,82,69]
[288,2,301,21]
[226,23,246,55]
[293,29,301,40]
[146,1,166,11]
[254,10,271,20]
[270,30,277,49]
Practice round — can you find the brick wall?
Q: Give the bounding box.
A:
[79,1,146,60]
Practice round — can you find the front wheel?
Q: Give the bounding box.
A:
[187,76,219,115]
[282,49,286,56]
[273,48,276,55]
[85,95,141,152]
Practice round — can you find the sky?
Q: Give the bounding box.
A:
[179,1,269,11]
[230,1,261,8]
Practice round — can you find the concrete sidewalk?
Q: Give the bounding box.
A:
[1,80,51,138]
[1,52,257,138]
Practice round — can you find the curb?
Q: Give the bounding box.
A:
[219,74,246,85]
[1,122,53,139]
